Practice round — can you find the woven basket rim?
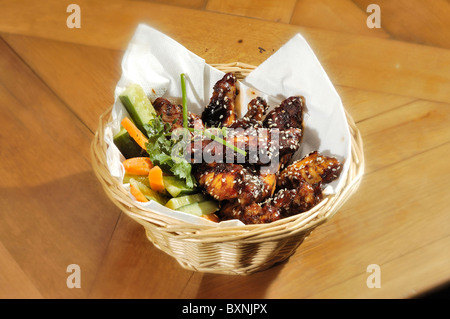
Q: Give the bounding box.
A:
[90,62,365,245]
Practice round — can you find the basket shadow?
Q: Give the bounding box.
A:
[193,258,288,299]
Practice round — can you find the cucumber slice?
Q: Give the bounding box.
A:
[177,200,220,217]
[113,127,147,159]
[129,178,168,205]
[123,174,150,188]
[165,193,206,210]
[163,175,195,198]
[119,84,156,135]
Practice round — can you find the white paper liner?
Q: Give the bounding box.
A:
[104,24,351,227]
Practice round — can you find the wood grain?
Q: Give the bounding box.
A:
[353,0,450,49]
[311,235,450,298]
[336,86,416,122]
[357,99,450,174]
[0,241,43,299]
[291,0,389,38]
[2,33,122,132]
[206,0,297,23]
[0,37,120,298]
[1,0,449,104]
[136,0,206,9]
[88,214,194,298]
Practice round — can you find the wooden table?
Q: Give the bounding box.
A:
[1,0,449,299]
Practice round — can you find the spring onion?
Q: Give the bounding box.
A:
[180,73,188,129]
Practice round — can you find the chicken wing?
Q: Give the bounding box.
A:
[263,96,305,169]
[201,72,238,128]
[220,201,281,224]
[193,162,276,205]
[277,151,342,189]
[229,97,268,129]
[219,151,342,224]
[219,182,322,224]
[263,96,305,131]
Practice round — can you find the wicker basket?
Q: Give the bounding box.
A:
[90,62,364,275]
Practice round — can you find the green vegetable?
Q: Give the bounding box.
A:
[163,175,196,198]
[123,173,150,187]
[165,193,206,210]
[143,116,196,188]
[119,84,156,135]
[180,73,188,129]
[113,127,147,159]
[177,200,220,216]
[129,178,168,205]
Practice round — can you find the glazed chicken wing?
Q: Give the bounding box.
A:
[229,97,268,129]
[218,151,342,225]
[263,96,305,169]
[193,162,276,205]
[220,201,281,224]
[219,182,322,224]
[263,96,305,131]
[277,151,342,189]
[201,72,238,128]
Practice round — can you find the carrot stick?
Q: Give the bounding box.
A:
[123,157,153,175]
[120,117,148,150]
[148,166,165,192]
[130,183,149,202]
